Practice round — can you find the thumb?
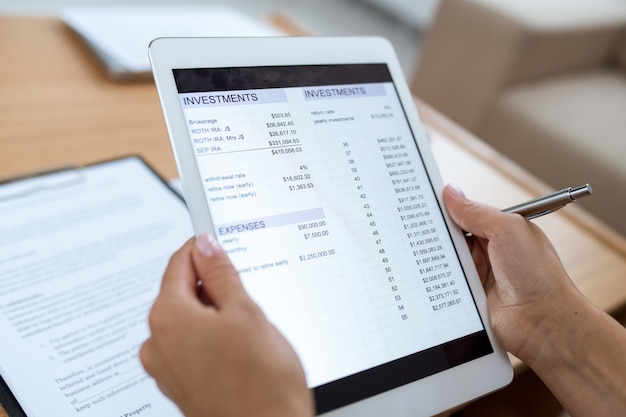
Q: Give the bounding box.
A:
[443,184,505,239]
[191,233,248,309]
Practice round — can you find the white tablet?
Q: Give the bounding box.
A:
[149,36,512,416]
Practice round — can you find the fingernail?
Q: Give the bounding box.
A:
[195,233,222,257]
[447,183,465,199]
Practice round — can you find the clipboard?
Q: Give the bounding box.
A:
[0,164,89,417]
[0,155,191,417]
[0,375,25,417]
[0,156,181,203]
[0,161,86,417]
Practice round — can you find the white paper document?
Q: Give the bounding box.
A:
[0,157,193,416]
[62,6,283,80]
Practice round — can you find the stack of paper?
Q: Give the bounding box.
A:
[62,6,283,81]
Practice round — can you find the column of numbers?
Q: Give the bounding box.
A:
[344,139,409,322]
[383,135,462,313]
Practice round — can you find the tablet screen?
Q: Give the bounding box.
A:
[172,64,493,413]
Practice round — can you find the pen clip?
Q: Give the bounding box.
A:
[524,206,564,220]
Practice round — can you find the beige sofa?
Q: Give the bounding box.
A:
[412,0,626,236]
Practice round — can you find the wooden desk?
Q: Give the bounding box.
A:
[0,17,178,182]
[2,16,626,417]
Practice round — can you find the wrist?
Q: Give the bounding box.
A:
[516,294,626,416]
[513,288,588,372]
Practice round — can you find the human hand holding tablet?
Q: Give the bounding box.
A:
[148,36,512,416]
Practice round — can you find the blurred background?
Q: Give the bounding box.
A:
[0,0,433,79]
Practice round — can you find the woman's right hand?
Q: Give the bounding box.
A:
[442,184,583,365]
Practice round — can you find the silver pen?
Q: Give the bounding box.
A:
[503,184,592,220]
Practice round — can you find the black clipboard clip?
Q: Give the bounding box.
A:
[0,165,86,203]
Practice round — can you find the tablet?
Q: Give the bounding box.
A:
[149,36,512,416]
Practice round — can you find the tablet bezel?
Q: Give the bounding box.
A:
[149,36,512,416]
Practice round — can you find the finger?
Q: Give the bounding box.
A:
[191,233,249,309]
[443,184,515,240]
[465,235,490,284]
[158,237,201,302]
[144,238,206,360]
[139,339,176,401]
[139,337,159,378]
